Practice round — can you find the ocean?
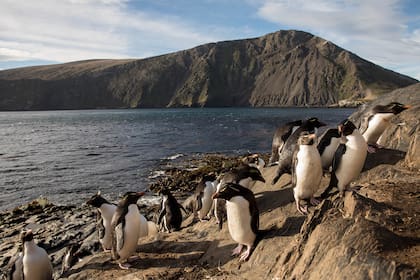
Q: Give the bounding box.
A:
[0,107,354,210]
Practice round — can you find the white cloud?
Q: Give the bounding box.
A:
[0,0,218,65]
[256,0,420,79]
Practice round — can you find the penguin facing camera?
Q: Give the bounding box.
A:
[272,117,326,185]
[242,153,266,171]
[292,132,323,214]
[212,183,259,261]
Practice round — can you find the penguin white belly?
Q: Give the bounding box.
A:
[138,214,148,238]
[199,182,215,219]
[294,146,322,199]
[23,245,52,280]
[336,135,367,191]
[362,114,393,144]
[117,205,141,260]
[99,204,116,250]
[320,137,340,170]
[226,196,255,247]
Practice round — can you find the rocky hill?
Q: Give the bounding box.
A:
[0,84,418,279]
[0,30,417,110]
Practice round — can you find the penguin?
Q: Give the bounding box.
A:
[359,102,411,152]
[212,183,259,261]
[21,229,53,280]
[317,128,341,171]
[111,191,145,269]
[268,120,303,165]
[242,153,266,171]
[8,252,23,280]
[292,133,323,214]
[60,242,82,277]
[196,175,217,221]
[86,191,117,251]
[272,117,326,185]
[214,165,265,230]
[157,189,186,232]
[321,119,368,198]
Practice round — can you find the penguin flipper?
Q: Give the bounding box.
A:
[359,113,374,135]
[115,223,124,252]
[97,211,105,240]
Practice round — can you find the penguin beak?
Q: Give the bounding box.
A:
[137,192,145,197]
[308,133,317,139]
[338,124,344,135]
[403,105,412,109]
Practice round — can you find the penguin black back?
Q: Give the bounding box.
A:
[158,189,185,232]
[86,192,113,208]
[269,119,303,164]
[272,117,326,185]
[213,183,259,235]
[317,128,340,155]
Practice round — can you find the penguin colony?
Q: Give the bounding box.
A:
[7,101,410,275]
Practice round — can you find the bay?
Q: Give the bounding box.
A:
[0,107,354,210]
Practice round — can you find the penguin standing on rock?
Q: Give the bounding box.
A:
[86,191,117,251]
[111,191,145,269]
[269,120,302,165]
[272,117,326,185]
[212,183,259,262]
[321,119,367,198]
[19,229,53,280]
[359,102,411,152]
[158,189,186,232]
[214,165,265,230]
[317,128,341,171]
[292,133,323,214]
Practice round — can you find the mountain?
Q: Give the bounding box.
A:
[0,30,417,110]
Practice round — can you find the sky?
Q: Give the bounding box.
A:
[1,0,420,80]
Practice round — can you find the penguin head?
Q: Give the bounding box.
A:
[374,102,411,115]
[119,191,145,206]
[338,119,357,136]
[212,183,246,201]
[246,166,266,183]
[86,191,110,208]
[297,132,317,145]
[301,117,327,132]
[20,230,34,243]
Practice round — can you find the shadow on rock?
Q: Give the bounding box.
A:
[255,187,295,214]
[363,148,406,171]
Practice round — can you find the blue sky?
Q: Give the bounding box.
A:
[1,0,420,79]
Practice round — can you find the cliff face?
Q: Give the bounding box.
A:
[0,30,417,110]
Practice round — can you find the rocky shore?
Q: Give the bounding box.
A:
[1,83,419,279]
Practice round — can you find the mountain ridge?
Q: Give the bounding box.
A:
[0,30,417,110]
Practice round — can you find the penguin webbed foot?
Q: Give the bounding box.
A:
[118,262,131,270]
[310,197,320,206]
[239,245,253,262]
[297,204,308,215]
[232,244,243,256]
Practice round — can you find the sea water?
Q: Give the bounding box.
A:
[0,107,354,210]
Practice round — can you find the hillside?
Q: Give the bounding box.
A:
[0,30,417,110]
